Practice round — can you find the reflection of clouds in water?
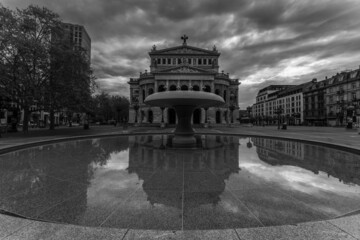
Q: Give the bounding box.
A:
[104,151,129,170]
[239,152,360,196]
[222,199,240,214]
[86,149,143,205]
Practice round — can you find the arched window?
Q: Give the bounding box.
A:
[181,85,188,91]
[169,85,177,91]
[158,85,166,92]
[215,89,220,95]
[142,89,146,102]
[192,85,200,91]
[223,90,227,102]
[203,85,211,92]
[148,88,154,95]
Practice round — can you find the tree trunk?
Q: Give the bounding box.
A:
[22,107,29,132]
[49,108,55,130]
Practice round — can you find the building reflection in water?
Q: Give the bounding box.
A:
[127,134,241,209]
[252,137,360,185]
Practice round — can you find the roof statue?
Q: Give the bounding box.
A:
[181,34,188,46]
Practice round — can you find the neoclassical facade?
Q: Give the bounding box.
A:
[128,36,240,125]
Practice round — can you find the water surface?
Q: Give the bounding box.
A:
[0,135,359,230]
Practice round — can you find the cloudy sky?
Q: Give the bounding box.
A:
[3,0,360,108]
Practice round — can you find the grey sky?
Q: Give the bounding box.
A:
[4,0,360,108]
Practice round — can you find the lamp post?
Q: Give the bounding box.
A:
[246,106,251,124]
[229,105,235,124]
[133,103,139,124]
[275,106,283,130]
[352,98,359,126]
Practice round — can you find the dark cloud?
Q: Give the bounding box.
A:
[3,0,360,108]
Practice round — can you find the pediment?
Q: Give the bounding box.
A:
[150,45,219,56]
[156,66,214,74]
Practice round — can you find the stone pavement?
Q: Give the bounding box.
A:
[0,125,359,240]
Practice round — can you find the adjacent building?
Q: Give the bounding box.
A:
[251,66,360,126]
[128,35,240,125]
[252,85,294,125]
[324,69,360,126]
[63,23,91,62]
[303,78,327,126]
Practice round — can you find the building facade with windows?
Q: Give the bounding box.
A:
[128,36,240,125]
[303,78,327,126]
[324,69,360,126]
[63,23,91,62]
[252,85,294,125]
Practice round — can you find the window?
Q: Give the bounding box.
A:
[208,59,212,65]
[157,59,161,64]
[162,58,166,64]
[167,58,171,64]
[178,58,181,64]
[198,59,202,65]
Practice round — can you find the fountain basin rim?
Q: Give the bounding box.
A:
[1,132,360,157]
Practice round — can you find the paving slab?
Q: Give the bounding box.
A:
[4,220,127,240]
[235,221,357,240]
[327,215,360,239]
[123,229,240,240]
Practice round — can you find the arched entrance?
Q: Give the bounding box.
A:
[216,111,221,123]
[181,85,188,91]
[169,85,177,91]
[193,108,201,124]
[158,85,166,92]
[168,108,176,124]
[203,85,211,92]
[192,85,200,91]
[148,110,153,123]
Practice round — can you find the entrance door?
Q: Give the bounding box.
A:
[148,110,153,123]
[193,109,201,124]
[216,111,221,123]
[168,108,176,124]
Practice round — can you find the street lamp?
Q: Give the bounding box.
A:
[229,105,235,124]
[246,106,251,124]
[133,103,139,123]
[275,106,283,130]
